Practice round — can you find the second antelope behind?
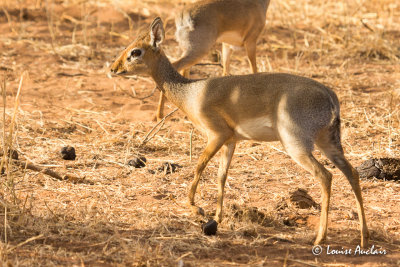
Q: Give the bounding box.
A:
[156,0,271,121]
[110,17,369,247]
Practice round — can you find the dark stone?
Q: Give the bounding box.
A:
[8,149,18,160]
[157,162,182,174]
[283,218,296,226]
[357,159,380,179]
[230,204,273,226]
[289,188,319,209]
[60,146,76,160]
[127,156,147,168]
[357,158,400,181]
[202,219,218,236]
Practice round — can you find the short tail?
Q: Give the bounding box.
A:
[327,88,343,153]
[260,0,271,11]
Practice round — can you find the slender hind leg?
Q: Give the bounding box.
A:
[173,26,217,73]
[289,151,332,244]
[280,132,332,245]
[317,138,369,247]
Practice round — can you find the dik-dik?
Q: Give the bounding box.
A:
[156,0,271,121]
[110,17,369,247]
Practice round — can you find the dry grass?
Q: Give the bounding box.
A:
[0,0,399,266]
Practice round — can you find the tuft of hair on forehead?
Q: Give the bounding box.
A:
[131,31,150,46]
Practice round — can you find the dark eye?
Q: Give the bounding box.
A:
[130,49,142,58]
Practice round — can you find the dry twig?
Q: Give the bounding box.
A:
[141,108,179,146]
[1,152,86,184]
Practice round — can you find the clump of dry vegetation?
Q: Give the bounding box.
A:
[0,0,399,266]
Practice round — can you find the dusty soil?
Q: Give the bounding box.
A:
[0,0,400,266]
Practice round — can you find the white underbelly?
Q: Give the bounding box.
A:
[217,31,243,46]
[234,117,278,141]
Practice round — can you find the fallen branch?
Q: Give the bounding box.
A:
[8,234,45,252]
[360,19,375,33]
[194,62,223,68]
[114,81,157,100]
[141,108,179,146]
[17,160,85,183]
[1,153,87,184]
[56,72,85,77]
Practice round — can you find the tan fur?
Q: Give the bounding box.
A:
[110,18,369,247]
[155,0,271,121]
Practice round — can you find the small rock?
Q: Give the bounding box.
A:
[289,188,319,209]
[55,44,91,60]
[92,154,101,160]
[275,200,288,211]
[230,204,272,226]
[157,162,182,174]
[210,51,220,63]
[60,146,76,160]
[8,149,18,160]
[127,156,147,168]
[283,216,296,226]
[346,210,359,220]
[356,159,380,179]
[357,158,400,181]
[242,227,258,237]
[202,219,218,236]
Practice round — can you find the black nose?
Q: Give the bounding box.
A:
[109,68,127,76]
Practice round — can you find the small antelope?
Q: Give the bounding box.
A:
[110,17,369,247]
[156,0,271,121]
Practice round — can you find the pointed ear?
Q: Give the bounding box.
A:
[150,17,165,49]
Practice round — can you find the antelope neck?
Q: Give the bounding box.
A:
[150,52,193,108]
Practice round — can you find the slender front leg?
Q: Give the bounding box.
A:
[188,134,228,216]
[156,92,166,121]
[245,40,258,74]
[215,141,236,223]
[222,43,233,76]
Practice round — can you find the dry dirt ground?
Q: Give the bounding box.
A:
[0,0,400,266]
